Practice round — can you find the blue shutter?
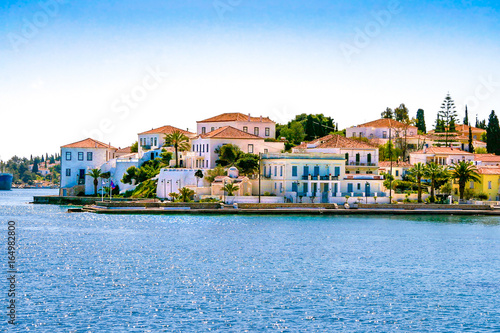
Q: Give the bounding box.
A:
[334,166,340,177]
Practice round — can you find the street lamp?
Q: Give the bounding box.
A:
[223,179,226,204]
[365,181,369,204]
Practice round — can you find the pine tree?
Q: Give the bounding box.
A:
[438,93,458,146]
[468,123,474,153]
[394,103,409,122]
[463,105,469,125]
[434,114,445,133]
[415,109,426,133]
[449,117,456,133]
[381,107,394,119]
[486,110,500,155]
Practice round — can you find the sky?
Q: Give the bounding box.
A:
[1,0,499,160]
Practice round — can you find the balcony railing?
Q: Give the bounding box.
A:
[301,175,339,181]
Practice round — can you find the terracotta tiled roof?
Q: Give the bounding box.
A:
[61,138,116,149]
[378,161,412,168]
[353,118,418,129]
[138,125,194,136]
[294,134,376,150]
[199,126,263,140]
[411,147,472,155]
[116,146,132,154]
[477,166,500,175]
[454,124,486,133]
[474,154,500,162]
[198,113,274,123]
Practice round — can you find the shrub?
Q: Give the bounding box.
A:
[200,197,221,203]
[475,192,488,200]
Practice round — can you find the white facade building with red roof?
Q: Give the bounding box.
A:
[60,138,117,196]
[409,147,474,165]
[137,125,196,158]
[196,112,276,139]
[346,118,418,142]
[189,126,284,169]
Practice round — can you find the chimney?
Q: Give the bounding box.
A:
[248,113,251,121]
[260,115,263,122]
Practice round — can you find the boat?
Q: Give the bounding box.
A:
[0,173,13,190]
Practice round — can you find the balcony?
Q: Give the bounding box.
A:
[301,175,339,181]
[141,145,152,151]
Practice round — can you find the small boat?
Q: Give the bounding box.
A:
[0,173,13,191]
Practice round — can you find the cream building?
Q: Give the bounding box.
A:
[409,147,474,165]
[137,125,196,158]
[197,112,276,139]
[346,118,418,142]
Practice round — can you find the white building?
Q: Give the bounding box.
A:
[346,118,418,142]
[60,138,117,196]
[137,125,196,158]
[409,147,474,165]
[473,154,500,166]
[189,126,284,169]
[292,134,380,175]
[378,161,412,180]
[197,112,276,139]
[260,152,386,204]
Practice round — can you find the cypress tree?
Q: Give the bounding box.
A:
[416,109,426,133]
[463,105,469,125]
[486,110,500,155]
[468,124,474,153]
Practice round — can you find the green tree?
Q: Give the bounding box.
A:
[216,144,242,166]
[178,187,195,202]
[86,168,102,196]
[194,169,204,187]
[408,162,425,203]
[160,149,173,166]
[222,182,239,197]
[279,121,306,145]
[131,141,138,153]
[415,109,426,133]
[463,105,469,125]
[164,131,191,167]
[205,166,227,183]
[32,159,39,174]
[424,162,448,203]
[450,161,480,200]
[449,117,456,133]
[122,166,138,184]
[486,110,500,155]
[438,93,458,146]
[235,153,259,175]
[468,124,474,153]
[394,103,410,122]
[434,114,445,133]
[381,107,394,119]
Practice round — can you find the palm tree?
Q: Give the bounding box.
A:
[164,131,191,168]
[450,161,481,201]
[178,187,195,202]
[423,162,448,203]
[408,162,425,203]
[222,182,239,197]
[86,168,102,196]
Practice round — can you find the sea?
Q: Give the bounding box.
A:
[0,189,499,332]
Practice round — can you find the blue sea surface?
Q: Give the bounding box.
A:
[0,189,499,332]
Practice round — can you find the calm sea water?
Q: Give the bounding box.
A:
[0,189,499,332]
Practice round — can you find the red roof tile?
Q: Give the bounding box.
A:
[138,125,194,136]
[474,154,500,162]
[412,147,472,155]
[294,134,376,150]
[199,126,264,140]
[379,161,412,168]
[354,118,418,129]
[61,138,116,149]
[477,166,500,175]
[198,113,274,123]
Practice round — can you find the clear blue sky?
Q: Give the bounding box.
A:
[1,0,499,160]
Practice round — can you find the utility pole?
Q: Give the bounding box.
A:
[258,153,262,204]
[389,127,393,203]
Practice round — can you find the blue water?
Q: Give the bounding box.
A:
[0,189,499,332]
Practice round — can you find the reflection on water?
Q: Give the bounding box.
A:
[0,189,499,331]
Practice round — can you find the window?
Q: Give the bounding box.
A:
[488,181,492,189]
[334,166,340,177]
[248,144,254,153]
[202,145,205,153]
[211,127,215,132]
[66,169,71,177]
[154,137,158,146]
[396,170,399,176]
[66,152,72,161]
[357,183,361,190]
[292,166,298,177]
[352,132,356,137]
[470,181,474,189]
[206,144,209,152]
[274,166,277,177]
[383,131,387,139]
[280,166,283,177]
[265,127,270,136]
[345,153,349,164]
[303,166,309,176]
[355,153,360,164]
[359,132,363,137]
[87,152,93,161]
[254,127,259,136]
[314,166,319,177]
[201,127,206,134]
[367,154,371,164]
[264,149,268,154]
[243,126,248,133]
[78,152,84,161]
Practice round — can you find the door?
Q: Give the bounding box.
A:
[347,183,353,193]
[314,166,320,177]
[365,182,371,197]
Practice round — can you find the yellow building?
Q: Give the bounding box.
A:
[452,166,500,201]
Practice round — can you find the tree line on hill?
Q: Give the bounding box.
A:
[1,153,61,185]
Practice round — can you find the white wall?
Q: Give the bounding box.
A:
[197,120,276,138]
